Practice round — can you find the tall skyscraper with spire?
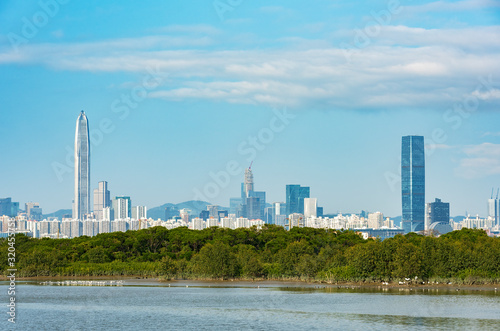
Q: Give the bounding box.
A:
[244,164,254,198]
[73,111,90,220]
[401,135,425,233]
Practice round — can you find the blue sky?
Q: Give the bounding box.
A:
[1,0,499,216]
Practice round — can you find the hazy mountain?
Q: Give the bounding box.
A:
[147,200,229,220]
[43,209,72,219]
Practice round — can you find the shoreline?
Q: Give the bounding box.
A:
[2,276,498,292]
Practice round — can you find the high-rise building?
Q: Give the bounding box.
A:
[229,198,244,217]
[132,206,147,219]
[115,196,131,218]
[112,197,129,220]
[248,191,266,219]
[426,198,450,224]
[368,212,384,229]
[401,135,425,233]
[303,198,318,218]
[425,198,451,234]
[93,181,111,220]
[244,166,254,198]
[74,111,91,220]
[245,197,261,220]
[30,206,43,221]
[180,208,191,223]
[0,198,19,217]
[25,202,41,220]
[207,205,219,218]
[286,185,310,215]
[199,210,210,221]
[487,189,500,227]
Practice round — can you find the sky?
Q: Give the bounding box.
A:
[0,0,499,217]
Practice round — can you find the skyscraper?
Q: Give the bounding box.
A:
[93,181,111,220]
[74,111,90,220]
[401,135,425,233]
[115,196,132,218]
[0,198,19,217]
[112,197,129,220]
[286,185,310,215]
[244,166,254,198]
[303,198,317,218]
[487,189,499,227]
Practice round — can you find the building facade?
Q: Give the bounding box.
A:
[74,111,91,220]
[93,181,111,220]
[286,185,310,215]
[401,135,425,233]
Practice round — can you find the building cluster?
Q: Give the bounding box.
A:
[2,115,500,240]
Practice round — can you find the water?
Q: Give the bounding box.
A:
[1,280,499,330]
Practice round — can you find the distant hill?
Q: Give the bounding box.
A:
[147,200,229,220]
[43,209,72,219]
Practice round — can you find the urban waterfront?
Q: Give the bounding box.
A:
[1,281,499,330]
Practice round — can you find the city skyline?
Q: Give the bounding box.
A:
[1,1,499,216]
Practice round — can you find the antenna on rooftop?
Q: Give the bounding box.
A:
[497,188,499,200]
[492,188,494,199]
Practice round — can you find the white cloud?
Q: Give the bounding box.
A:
[472,88,500,100]
[0,25,499,110]
[455,143,500,179]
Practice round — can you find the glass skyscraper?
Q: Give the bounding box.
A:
[401,135,425,233]
[73,111,90,220]
[286,185,310,215]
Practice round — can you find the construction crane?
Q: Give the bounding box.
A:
[249,161,253,170]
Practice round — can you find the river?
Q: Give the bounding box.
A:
[1,280,499,330]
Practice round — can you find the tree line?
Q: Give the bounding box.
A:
[1,226,499,284]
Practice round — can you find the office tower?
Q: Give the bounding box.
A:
[115,196,131,218]
[487,189,500,227]
[264,206,275,224]
[74,111,91,220]
[25,202,40,219]
[316,207,324,218]
[0,198,19,217]
[218,210,228,220]
[93,181,111,220]
[230,198,244,217]
[274,202,286,216]
[286,185,310,215]
[112,197,129,220]
[207,205,219,218]
[245,197,261,220]
[244,166,254,198]
[426,198,450,224]
[426,198,453,235]
[401,135,425,233]
[30,206,43,221]
[132,206,147,219]
[249,191,266,219]
[199,210,210,221]
[303,198,318,218]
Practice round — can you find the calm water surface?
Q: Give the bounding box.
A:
[1,280,499,330]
